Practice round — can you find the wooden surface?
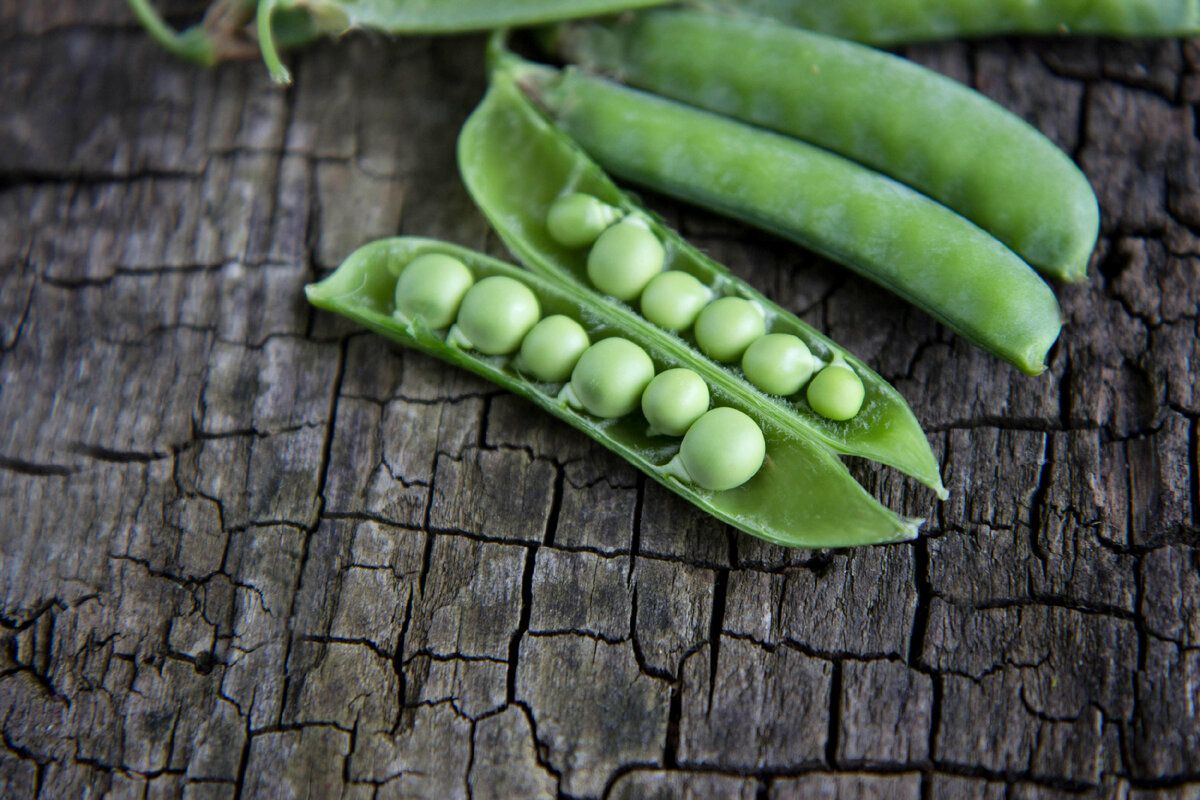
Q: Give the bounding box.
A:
[2,2,1199,798]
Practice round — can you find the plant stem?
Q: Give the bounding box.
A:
[124,0,217,65]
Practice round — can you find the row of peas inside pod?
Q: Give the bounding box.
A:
[392,251,765,492]
[546,192,867,422]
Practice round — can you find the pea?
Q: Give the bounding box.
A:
[675,407,766,491]
[518,314,591,383]
[392,253,475,329]
[567,337,656,418]
[640,270,712,332]
[694,296,766,363]
[586,218,665,301]
[451,275,541,355]
[742,333,819,396]
[546,193,623,248]
[641,368,710,436]
[806,363,866,421]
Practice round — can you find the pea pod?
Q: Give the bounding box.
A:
[124,0,675,77]
[458,68,948,496]
[305,237,922,547]
[704,0,1200,44]
[550,8,1100,282]
[498,55,1062,376]
[254,0,675,81]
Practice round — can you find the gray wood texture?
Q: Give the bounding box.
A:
[2,2,1199,797]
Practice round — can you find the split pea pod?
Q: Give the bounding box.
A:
[458,67,947,496]
[502,57,1062,376]
[704,0,1200,44]
[305,237,922,547]
[551,8,1100,282]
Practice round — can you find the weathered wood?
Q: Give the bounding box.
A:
[1,3,1199,797]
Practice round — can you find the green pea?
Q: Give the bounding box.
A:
[518,314,591,383]
[694,296,766,363]
[393,253,475,329]
[586,218,665,301]
[674,407,766,491]
[451,275,540,355]
[641,368,710,436]
[742,333,820,396]
[547,193,623,248]
[806,363,866,421]
[640,270,712,332]
[566,337,656,418]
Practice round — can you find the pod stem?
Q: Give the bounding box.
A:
[486,29,561,95]
[124,0,219,65]
[257,0,292,83]
[485,28,518,74]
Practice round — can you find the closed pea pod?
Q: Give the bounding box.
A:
[552,8,1100,281]
[450,275,540,355]
[284,0,675,36]
[244,0,679,82]
[642,368,710,436]
[518,314,591,382]
[128,0,680,77]
[306,237,921,547]
[511,59,1062,376]
[458,65,947,497]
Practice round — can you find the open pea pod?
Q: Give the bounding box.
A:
[458,67,947,498]
[703,0,1200,44]
[550,8,1100,282]
[495,52,1062,377]
[305,237,922,547]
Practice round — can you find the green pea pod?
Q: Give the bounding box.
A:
[703,0,1200,44]
[322,0,673,31]
[305,237,922,548]
[126,0,676,78]
[459,68,948,497]
[500,55,1062,377]
[550,8,1100,282]
[253,0,675,82]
